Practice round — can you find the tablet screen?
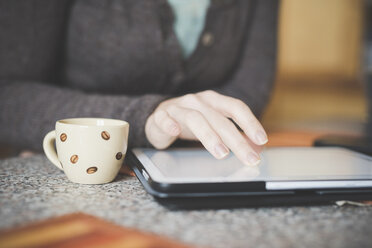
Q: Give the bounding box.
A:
[132,147,372,186]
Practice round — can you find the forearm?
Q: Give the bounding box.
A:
[0,81,167,151]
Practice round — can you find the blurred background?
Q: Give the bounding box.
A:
[0,0,370,157]
[262,0,369,141]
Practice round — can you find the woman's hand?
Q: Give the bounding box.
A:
[145,90,268,166]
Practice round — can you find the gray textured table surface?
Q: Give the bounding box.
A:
[1,155,371,248]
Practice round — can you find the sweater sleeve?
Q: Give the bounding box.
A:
[212,0,279,118]
[0,80,168,151]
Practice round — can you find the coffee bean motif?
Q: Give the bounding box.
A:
[63,130,120,177]
[60,133,67,142]
[101,131,110,140]
[87,167,98,174]
[70,155,78,164]
[116,152,123,160]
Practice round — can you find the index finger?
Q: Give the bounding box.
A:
[197,91,268,145]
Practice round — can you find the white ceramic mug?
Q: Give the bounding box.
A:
[43,118,129,184]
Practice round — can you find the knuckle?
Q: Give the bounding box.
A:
[200,90,218,97]
[231,99,255,119]
[181,93,199,105]
[233,99,247,109]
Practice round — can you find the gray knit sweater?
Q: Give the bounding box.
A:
[0,0,278,151]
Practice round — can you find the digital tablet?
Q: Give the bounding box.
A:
[128,147,372,209]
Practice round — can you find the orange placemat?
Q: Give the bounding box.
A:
[0,213,195,248]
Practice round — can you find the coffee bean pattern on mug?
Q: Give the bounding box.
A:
[61,131,123,174]
[70,155,78,164]
[60,133,67,142]
[101,131,110,140]
[116,152,123,160]
[87,167,98,174]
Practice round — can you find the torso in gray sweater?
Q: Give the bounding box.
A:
[0,0,278,151]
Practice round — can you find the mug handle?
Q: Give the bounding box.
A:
[43,130,63,170]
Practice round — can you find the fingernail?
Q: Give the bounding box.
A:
[246,152,260,166]
[255,130,268,145]
[215,144,229,159]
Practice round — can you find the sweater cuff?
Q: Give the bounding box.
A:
[119,94,170,148]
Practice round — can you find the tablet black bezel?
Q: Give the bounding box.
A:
[127,149,372,209]
[128,149,372,194]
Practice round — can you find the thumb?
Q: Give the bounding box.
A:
[145,114,177,149]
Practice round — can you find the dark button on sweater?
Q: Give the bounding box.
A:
[202,32,214,46]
